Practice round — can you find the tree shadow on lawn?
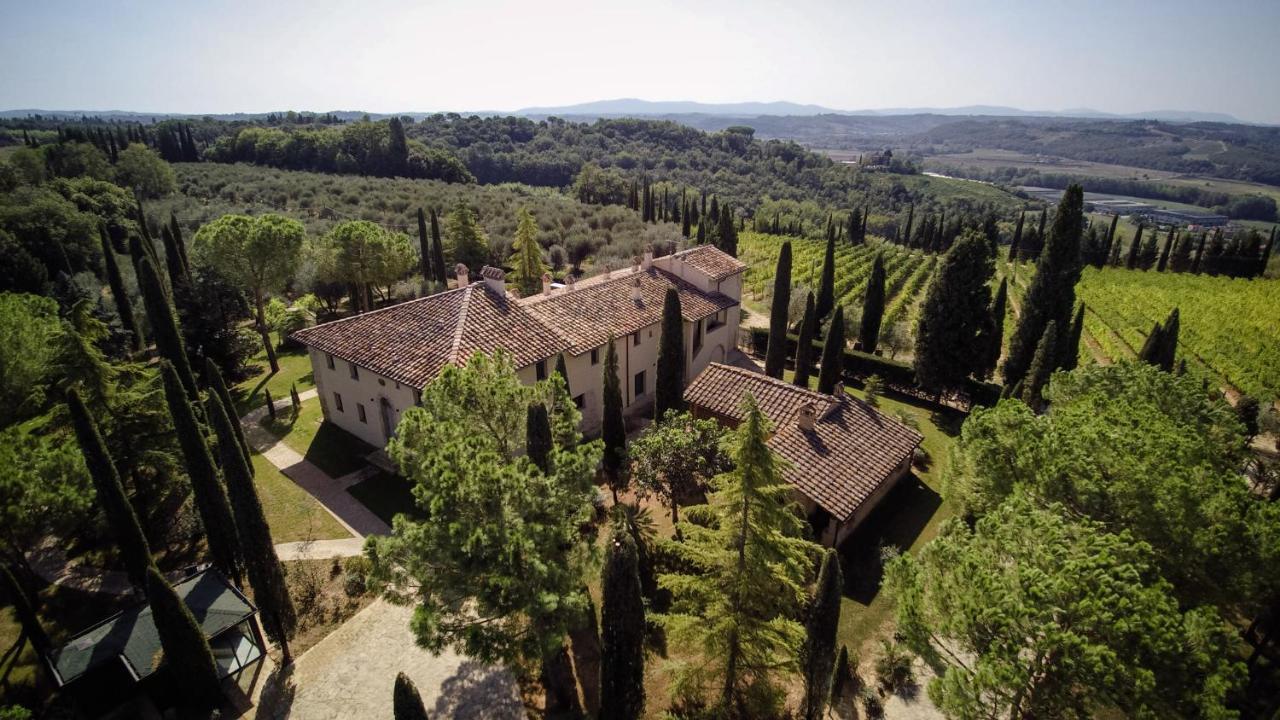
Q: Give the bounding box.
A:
[839,474,942,606]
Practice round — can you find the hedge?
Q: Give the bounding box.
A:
[745,326,1002,407]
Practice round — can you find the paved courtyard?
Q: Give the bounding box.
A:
[238,599,523,719]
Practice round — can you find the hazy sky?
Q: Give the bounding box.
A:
[3,0,1279,122]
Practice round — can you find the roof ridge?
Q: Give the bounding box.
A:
[447,286,473,365]
[706,362,837,403]
[295,283,472,337]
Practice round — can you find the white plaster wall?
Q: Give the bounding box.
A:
[310,348,418,449]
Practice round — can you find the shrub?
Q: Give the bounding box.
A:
[860,687,884,719]
[874,639,915,694]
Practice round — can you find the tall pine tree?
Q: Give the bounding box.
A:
[764,242,793,379]
[1020,321,1057,412]
[67,388,152,590]
[793,292,817,389]
[137,255,199,400]
[914,231,995,393]
[858,253,887,354]
[159,361,241,583]
[816,307,845,395]
[1002,185,1083,388]
[800,549,843,720]
[601,338,627,501]
[204,393,297,662]
[600,527,646,720]
[655,288,686,419]
[145,565,223,707]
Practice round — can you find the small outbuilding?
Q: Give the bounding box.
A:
[684,363,923,547]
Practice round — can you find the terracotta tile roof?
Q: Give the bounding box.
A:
[291,284,569,388]
[519,267,737,355]
[668,245,748,281]
[684,363,923,522]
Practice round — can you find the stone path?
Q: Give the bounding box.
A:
[29,388,383,595]
[240,389,391,541]
[242,600,523,720]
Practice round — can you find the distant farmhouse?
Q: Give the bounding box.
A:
[292,244,921,547]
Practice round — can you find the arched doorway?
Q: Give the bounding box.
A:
[710,344,726,364]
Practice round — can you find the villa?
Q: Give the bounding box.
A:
[292,243,920,547]
[292,245,747,447]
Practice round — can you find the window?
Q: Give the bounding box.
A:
[535,359,547,381]
[634,370,646,397]
[707,309,728,331]
[349,362,359,380]
[573,394,585,409]
[378,378,385,387]
[692,319,704,356]
[325,353,335,370]
[590,347,600,365]
[357,403,367,423]
[632,332,641,347]
[334,393,344,412]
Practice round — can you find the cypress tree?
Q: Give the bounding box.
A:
[696,215,706,245]
[1259,227,1275,276]
[1138,228,1159,270]
[159,361,242,583]
[1170,232,1195,272]
[718,204,738,256]
[847,210,861,245]
[204,358,252,469]
[526,402,552,474]
[976,278,1008,379]
[554,353,570,397]
[100,225,141,352]
[1138,321,1164,367]
[764,242,793,379]
[1157,308,1180,372]
[861,210,868,242]
[1021,321,1057,412]
[265,387,276,422]
[289,382,301,412]
[902,206,914,247]
[655,288,686,419]
[793,292,817,389]
[1060,303,1086,372]
[1107,228,1125,266]
[800,549,843,720]
[160,224,189,294]
[858,254,887,354]
[1125,223,1144,270]
[601,338,627,501]
[429,208,447,284]
[914,231,995,392]
[393,672,430,720]
[681,202,691,237]
[168,213,190,276]
[1191,232,1208,274]
[1037,208,1047,243]
[67,388,152,589]
[831,645,853,701]
[1002,185,1084,388]
[815,225,836,322]
[1003,211,1024,262]
[416,208,432,282]
[137,255,199,400]
[816,307,845,395]
[600,527,646,720]
[205,394,297,662]
[1156,227,1175,272]
[1,563,49,651]
[145,566,223,707]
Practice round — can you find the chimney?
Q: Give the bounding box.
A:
[454,263,469,287]
[642,245,654,270]
[565,274,576,292]
[631,255,641,273]
[797,402,816,432]
[631,276,643,304]
[479,265,506,295]
[541,272,553,296]
[833,380,844,398]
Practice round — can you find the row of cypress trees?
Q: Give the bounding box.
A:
[64,216,300,710]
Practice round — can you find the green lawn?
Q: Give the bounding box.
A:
[233,345,315,416]
[260,398,374,479]
[251,453,350,543]
[347,471,418,526]
[783,370,962,656]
